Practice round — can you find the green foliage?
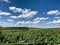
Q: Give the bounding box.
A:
[0,27,60,45]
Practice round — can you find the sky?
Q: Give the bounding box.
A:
[0,0,60,28]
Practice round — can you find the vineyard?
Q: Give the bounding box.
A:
[0,27,60,45]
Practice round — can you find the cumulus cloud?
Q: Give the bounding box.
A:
[47,10,60,15]
[18,11,37,18]
[34,17,48,21]
[3,0,10,3]
[54,17,60,19]
[9,6,38,18]
[15,17,48,26]
[0,10,11,16]
[9,6,23,13]
[15,21,39,26]
[8,19,14,22]
[47,19,60,24]
[10,16,17,19]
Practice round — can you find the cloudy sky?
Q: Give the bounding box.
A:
[0,0,60,28]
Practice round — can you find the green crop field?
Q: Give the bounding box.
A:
[0,27,60,45]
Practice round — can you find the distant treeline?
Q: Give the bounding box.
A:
[0,27,29,30]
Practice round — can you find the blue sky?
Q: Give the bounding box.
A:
[0,0,60,28]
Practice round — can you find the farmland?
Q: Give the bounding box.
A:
[0,27,60,45]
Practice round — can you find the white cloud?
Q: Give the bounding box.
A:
[54,17,60,19]
[0,11,11,16]
[15,17,48,26]
[9,6,38,18]
[47,19,60,24]
[16,21,39,25]
[16,21,39,26]
[47,10,60,15]
[9,7,23,13]
[18,11,37,18]
[7,19,14,22]
[34,17,48,21]
[10,16,17,19]
[3,0,10,3]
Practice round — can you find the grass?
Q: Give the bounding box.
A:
[0,27,60,45]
